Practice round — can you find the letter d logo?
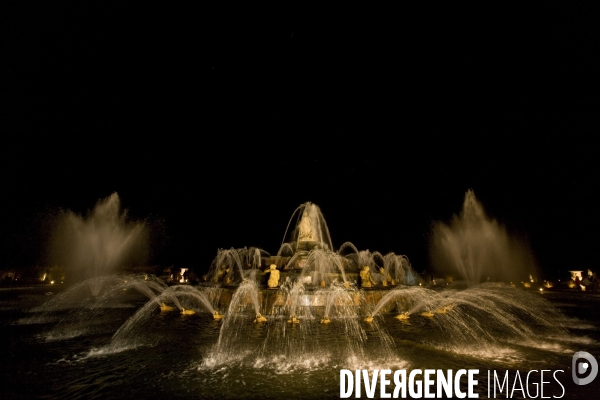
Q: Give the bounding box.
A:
[572,351,598,385]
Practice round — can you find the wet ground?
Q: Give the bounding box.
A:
[1,283,598,399]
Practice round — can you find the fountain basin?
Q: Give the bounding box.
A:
[200,284,403,317]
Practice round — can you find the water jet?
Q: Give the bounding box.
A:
[430,189,537,286]
[47,193,149,293]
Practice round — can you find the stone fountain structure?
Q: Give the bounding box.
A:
[201,202,420,321]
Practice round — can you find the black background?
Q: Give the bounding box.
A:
[2,2,599,279]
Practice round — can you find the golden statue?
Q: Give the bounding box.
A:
[378,267,387,287]
[360,266,376,288]
[214,266,230,283]
[379,267,394,286]
[287,315,300,324]
[320,315,331,324]
[180,307,195,315]
[264,264,280,288]
[254,313,267,323]
[213,311,224,320]
[395,311,410,320]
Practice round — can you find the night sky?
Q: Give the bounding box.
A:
[2,3,599,280]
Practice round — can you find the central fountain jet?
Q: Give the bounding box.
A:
[288,202,333,253]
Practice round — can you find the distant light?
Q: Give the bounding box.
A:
[539,288,543,292]
[50,280,55,284]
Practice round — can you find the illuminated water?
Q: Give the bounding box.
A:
[46,192,148,294]
[5,195,597,399]
[2,284,598,399]
[431,189,538,286]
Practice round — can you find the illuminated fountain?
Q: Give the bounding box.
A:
[161,197,566,360]
[33,197,567,348]
[24,192,225,340]
[350,190,569,358]
[429,189,538,287]
[205,202,417,288]
[17,194,590,400]
[47,192,149,294]
[202,202,419,318]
